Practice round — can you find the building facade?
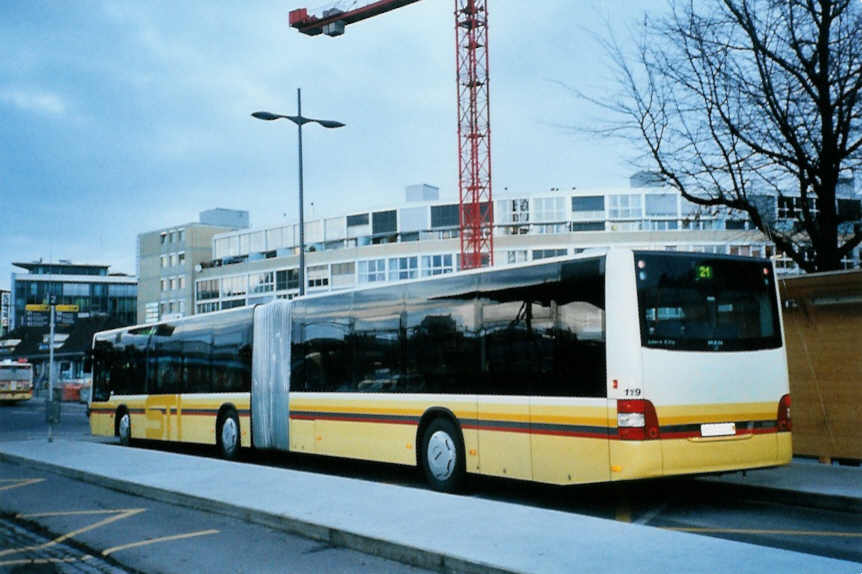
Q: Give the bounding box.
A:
[0,290,9,337]
[191,182,862,313]
[137,208,249,323]
[6,261,138,384]
[10,261,137,330]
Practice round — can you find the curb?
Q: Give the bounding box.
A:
[0,450,516,574]
[698,479,862,514]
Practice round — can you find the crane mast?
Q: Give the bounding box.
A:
[289,0,494,269]
[454,0,492,268]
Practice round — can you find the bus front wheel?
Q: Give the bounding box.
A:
[421,417,465,493]
[217,410,240,460]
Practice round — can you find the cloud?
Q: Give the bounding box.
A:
[0,87,66,115]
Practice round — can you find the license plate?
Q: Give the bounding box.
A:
[701,422,736,437]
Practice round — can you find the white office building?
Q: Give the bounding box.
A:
[191,179,862,314]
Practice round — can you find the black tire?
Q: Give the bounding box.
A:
[217,409,241,460]
[117,410,131,446]
[421,417,466,493]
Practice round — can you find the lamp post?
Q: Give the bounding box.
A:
[252,88,344,297]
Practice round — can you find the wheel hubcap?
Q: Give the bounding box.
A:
[222,418,238,455]
[427,430,456,481]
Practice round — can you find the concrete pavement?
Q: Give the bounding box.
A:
[699,458,862,513]
[0,439,859,574]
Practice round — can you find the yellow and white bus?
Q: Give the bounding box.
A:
[0,361,34,403]
[89,248,791,491]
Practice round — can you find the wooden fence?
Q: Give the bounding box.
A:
[779,269,862,463]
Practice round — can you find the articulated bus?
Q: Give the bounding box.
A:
[0,362,34,403]
[89,249,791,491]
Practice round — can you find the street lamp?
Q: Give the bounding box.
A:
[252,88,344,297]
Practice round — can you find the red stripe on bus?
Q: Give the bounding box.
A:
[465,424,610,440]
[528,428,610,439]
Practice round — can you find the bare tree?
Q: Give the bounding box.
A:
[593,0,862,272]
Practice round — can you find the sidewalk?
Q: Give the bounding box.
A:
[0,439,858,574]
[700,458,862,512]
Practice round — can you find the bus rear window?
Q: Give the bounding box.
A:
[635,253,781,352]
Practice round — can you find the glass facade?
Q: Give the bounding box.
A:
[532,249,568,260]
[645,193,677,216]
[372,210,397,235]
[12,278,136,329]
[276,269,300,291]
[24,265,107,276]
[431,204,459,228]
[572,196,604,212]
[10,263,137,329]
[347,213,369,227]
[388,256,419,281]
[608,194,643,219]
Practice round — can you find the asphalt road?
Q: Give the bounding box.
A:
[0,458,435,574]
[2,399,860,568]
[0,396,92,443]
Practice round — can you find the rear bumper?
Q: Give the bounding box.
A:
[662,431,791,476]
[0,391,33,401]
[610,432,792,481]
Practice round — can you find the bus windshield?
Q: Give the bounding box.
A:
[0,366,32,381]
[635,252,781,352]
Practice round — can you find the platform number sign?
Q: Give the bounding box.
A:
[696,264,713,281]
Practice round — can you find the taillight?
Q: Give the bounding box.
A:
[617,399,660,440]
[777,394,791,432]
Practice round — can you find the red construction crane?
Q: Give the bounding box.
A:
[289,0,494,269]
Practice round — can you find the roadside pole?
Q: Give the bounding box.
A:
[25,299,76,441]
[48,299,55,441]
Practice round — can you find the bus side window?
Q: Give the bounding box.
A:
[290,301,307,391]
[92,340,113,401]
[480,296,553,396]
[477,264,557,396]
[115,331,145,396]
[353,286,405,393]
[113,330,148,396]
[182,325,212,394]
[148,323,179,395]
[212,322,252,393]
[405,274,480,395]
[301,293,355,393]
[548,259,606,398]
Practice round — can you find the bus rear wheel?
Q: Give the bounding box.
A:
[117,410,131,446]
[421,417,465,493]
[217,410,240,460]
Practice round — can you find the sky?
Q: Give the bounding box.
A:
[0,0,664,291]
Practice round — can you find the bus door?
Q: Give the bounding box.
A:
[145,395,182,441]
[146,330,183,441]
